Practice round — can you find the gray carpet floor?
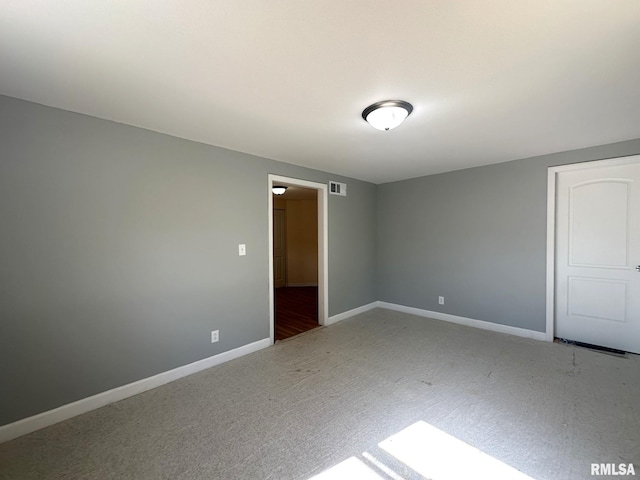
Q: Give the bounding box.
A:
[1,308,638,479]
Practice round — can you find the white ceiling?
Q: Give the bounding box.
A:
[1,1,640,184]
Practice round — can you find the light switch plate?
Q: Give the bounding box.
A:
[239,244,246,256]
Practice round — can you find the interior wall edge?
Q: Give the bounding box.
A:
[0,338,270,444]
[326,302,378,326]
[1,299,379,443]
[0,94,377,427]
[377,302,548,342]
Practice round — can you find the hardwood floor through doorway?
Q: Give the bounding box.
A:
[275,286,319,341]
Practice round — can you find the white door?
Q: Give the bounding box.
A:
[273,208,286,288]
[555,160,640,353]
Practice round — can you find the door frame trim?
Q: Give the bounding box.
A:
[546,154,640,342]
[268,174,328,345]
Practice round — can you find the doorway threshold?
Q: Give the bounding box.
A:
[275,325,324,343]
[555,338,629,358]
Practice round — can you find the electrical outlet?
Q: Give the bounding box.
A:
[211,330,219,343]
[438,296,445,305]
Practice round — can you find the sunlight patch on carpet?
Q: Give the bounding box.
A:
[379,420,535,480]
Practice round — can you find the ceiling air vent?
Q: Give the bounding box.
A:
[329,181,347,197]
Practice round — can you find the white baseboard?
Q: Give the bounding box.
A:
[377,302,548,342]
[1,302,547,444]
[0,338,270,444]
[285,283,318,287]
[326,302,378,326]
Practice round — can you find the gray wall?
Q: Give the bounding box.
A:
[377,138,640,332]
[0,95,377,426]
[3,91,639,428]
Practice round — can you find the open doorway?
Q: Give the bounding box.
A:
[268,175,328,344]
[273,185,318,340]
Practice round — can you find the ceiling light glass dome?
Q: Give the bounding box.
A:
[362,100,413,131]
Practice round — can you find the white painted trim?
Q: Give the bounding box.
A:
[285,282,318,287]
[327,302,378,325]
[546,154,640,344]
[546,168,557,342]
[548,155,640,173]
[319,181,329,328]
[268,174,329,345]
[0,338,270,444]
[377,302,547,341]
[268,180,275,343]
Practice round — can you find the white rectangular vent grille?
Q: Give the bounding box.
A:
[329,181,347,196]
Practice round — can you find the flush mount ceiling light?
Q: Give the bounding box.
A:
[272,186,288,195]
[362,100,413,131]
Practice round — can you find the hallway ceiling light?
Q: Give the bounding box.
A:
[362,100,413,131]
[272,186,288,195]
